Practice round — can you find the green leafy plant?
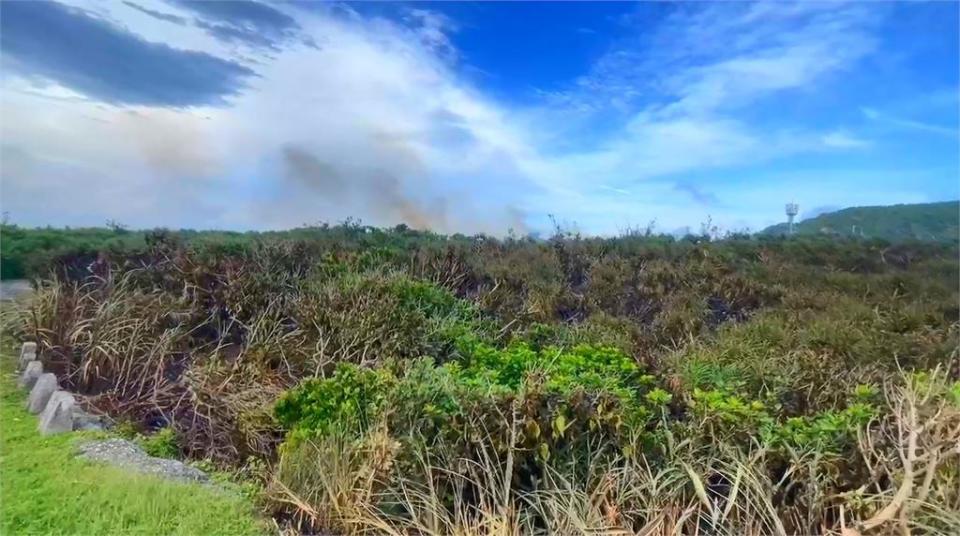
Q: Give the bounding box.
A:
[275,364,396,446]
[138,427,180,459]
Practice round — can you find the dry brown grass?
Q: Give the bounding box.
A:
[8,234,957,535]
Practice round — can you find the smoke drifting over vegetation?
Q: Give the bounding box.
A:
[282,144,526,233]
[282,144,447,231]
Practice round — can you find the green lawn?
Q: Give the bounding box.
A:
[0,343,268,536]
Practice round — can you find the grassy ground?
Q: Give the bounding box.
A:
[0,342,268,536]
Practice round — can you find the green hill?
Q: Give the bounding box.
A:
[761,201,959,242]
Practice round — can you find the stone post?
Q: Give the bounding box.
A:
[18,341,37,370]
[18,360,43,389]
[39,391,77,435]
[27,373,58,414]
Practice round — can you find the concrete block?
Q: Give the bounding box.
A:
[39,391,76,435]
[26,373,58,414]
[18,360,43,389]
[18,341,37,370]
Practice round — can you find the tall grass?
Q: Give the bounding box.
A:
[7,232,958,534]
[263,369,960,536]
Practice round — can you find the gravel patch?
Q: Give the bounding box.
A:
[77,439,209,484]
[1,279,32,301]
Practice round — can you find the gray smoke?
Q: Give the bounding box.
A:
[281,144,449,231]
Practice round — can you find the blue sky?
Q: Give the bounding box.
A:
[1,1,957,235]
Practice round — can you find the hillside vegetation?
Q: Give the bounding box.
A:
[761,201,960,242]
[1,224,958,535]
[4,200,956,280]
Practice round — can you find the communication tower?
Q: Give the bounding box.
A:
[785,203,799,235]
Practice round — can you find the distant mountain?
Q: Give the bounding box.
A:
[760,201,959,242]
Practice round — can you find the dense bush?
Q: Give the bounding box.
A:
[275,342,658,462]
[4,224,958,535]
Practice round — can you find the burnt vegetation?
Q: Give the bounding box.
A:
[3,221,959,535]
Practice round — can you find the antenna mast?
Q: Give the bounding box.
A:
[785,203,799,235]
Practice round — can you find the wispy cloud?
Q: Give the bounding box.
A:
[168,0,315,51]
[554,2,879,114]
[822,130,871,149]
[599,185,629,195]
[404,8,458,61]
[533,3,880,174]
[122,1,187,25]
[861,107,958,138]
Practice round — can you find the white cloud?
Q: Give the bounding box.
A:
[0,1,918,235]
[404,8,458,61]
[515,1,884,224]
[2,5,540,233]
[861,107,958,138]
[555,2,879,115]
[822,131,871,149]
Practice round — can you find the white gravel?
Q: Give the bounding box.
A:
[76,439,209,483]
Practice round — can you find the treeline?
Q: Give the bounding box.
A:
[0,222,477,279]
[2,220,953,280]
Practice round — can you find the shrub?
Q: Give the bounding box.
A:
[293,272,492,370]
[10,225,959,535]
[139,427,180,459]
[274,342,661,479]
[275,364,395,445]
